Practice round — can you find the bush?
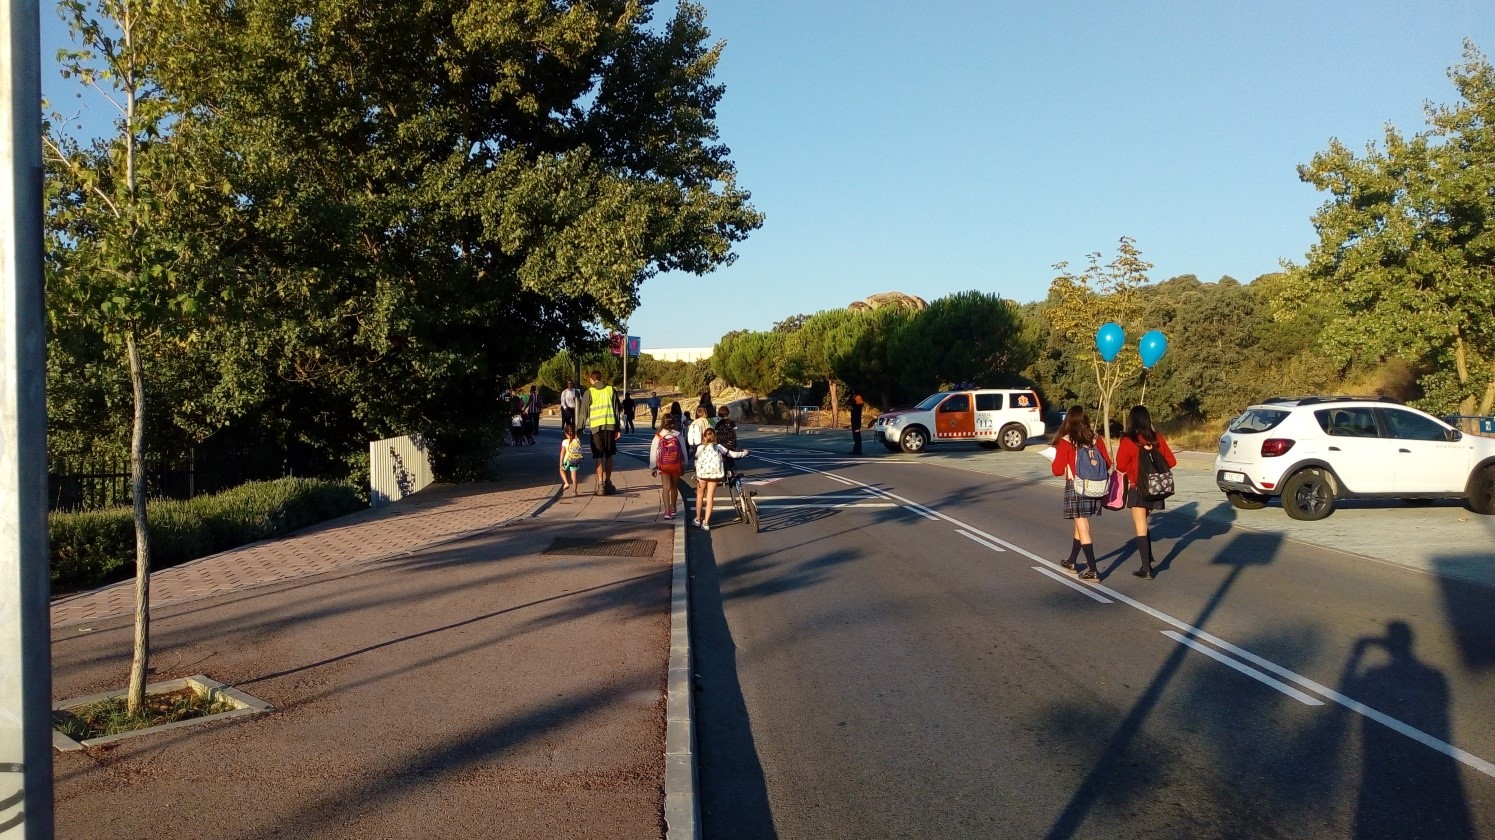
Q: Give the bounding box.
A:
[49,477,364,594]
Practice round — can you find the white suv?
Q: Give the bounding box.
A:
[1214,397,1495,520]
[873,388,1045,453]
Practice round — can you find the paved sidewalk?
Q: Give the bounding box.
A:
[51,432,683,840]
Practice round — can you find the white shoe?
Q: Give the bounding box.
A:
[702,523,711,531]
[692,518,702,527]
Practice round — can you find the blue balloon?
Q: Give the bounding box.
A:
[1139,329,1168,369]
[1095,322,1124,362]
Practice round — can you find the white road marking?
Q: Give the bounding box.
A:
[1164,631,1324,706]
[1031,566,1114,604]
[955,529,1007,553]
[753,502,901,509]
[905,505,940,520]
[752,451,1495,779]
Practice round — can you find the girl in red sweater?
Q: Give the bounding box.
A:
[1114,405,1177,579]
[1049,406,1111,580]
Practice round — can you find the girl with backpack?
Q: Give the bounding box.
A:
[558,423,583,495]
[650,416,689,520]
[692,427,748,530]
[687,405,712,449]
[1115,405,1177,579]
[1049,406,1112,580]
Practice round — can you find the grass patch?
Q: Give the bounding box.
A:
[50,476,365,595]
[53,685,237,742]
[1159,417,1229,452]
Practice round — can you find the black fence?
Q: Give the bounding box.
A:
[1444,415,1495,438]
[48,448,292,512]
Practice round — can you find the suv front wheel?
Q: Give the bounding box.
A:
[1282,468,1336,521]
[900,427,928,454]
[1469,464,1495,515]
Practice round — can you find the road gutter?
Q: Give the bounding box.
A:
[663,514,699,839]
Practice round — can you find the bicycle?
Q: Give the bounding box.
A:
[725,470,759,533]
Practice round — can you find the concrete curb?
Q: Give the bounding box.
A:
[663,514,699,839]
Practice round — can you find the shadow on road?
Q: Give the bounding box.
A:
[688,530,779,839]
[1343,621,1476,839]
[1043,529,1284,839]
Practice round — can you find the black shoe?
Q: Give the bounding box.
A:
[1132,568,1154,579]
[604,481,617,496]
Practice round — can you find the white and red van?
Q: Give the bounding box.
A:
[872,389,1044,453]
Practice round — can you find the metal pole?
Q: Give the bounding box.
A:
[0,0,55,833]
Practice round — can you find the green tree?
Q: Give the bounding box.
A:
[713,330,789,400]
[1285,41,1495,415]
[1042,238,1153,448]
[143,0,762,473]
[788,309,858,426]
[836,306,915,410]
[892,290,1035,394]
[45,0,220,713]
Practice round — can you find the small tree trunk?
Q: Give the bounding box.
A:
[126,328,151,714]
[827,379,840,428]
[1480,368,1495,416]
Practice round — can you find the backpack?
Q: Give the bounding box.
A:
[715,419,738,450]
[656,433,684,474]
[695,443,725,480]
[1073,444,1109,498]
[564,437,583,466]
[1141,445,1175,500]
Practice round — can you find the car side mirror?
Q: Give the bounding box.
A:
[1446,428,1463,442]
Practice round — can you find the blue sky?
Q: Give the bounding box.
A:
[42,1,1495,349]
[630,0,1494,346]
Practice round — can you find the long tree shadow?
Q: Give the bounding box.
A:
[689,523,778,838]
[1044,529,1284,839]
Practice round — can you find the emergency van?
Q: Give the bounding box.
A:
[872,388,1045,453]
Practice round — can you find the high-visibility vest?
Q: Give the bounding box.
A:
[588,385,617,428]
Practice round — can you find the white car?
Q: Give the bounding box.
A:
[1214,397,1495,520]
[872,388,1045,453]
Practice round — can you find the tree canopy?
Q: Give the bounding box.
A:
[1286,41,1495,415]
[47,0,762,476]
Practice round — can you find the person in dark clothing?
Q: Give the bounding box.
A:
[715,406,739,475]
[848,391,865,455]
[698,389,714,419]
[647,391,661,429]
[620,392,636,434]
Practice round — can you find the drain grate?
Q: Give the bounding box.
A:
[544,537,659,557]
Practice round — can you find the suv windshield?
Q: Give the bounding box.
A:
[1229,408,1290,434]
[914,392,951,411]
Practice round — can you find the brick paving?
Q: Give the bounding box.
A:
[49,441,577,628]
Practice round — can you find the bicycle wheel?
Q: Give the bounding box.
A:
[744,490,759,533]
[729,478,745,523]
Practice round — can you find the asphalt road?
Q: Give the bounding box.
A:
[685,446,1495,839]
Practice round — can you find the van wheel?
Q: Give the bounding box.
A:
[1226,491,1269,510]
[1282,468,1335,521]
[999,424,1028,451]
[900,427,928,453]
[1469,465,1495,515]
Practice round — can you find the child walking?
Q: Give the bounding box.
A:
[558,423,583,495]
[1049,406,1111,580]
[714,406,739,476]
[1115,405,1178,579]
[693,427,748,530]
[650,415,689,520]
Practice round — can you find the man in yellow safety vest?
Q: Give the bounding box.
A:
[577,370,622,495]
